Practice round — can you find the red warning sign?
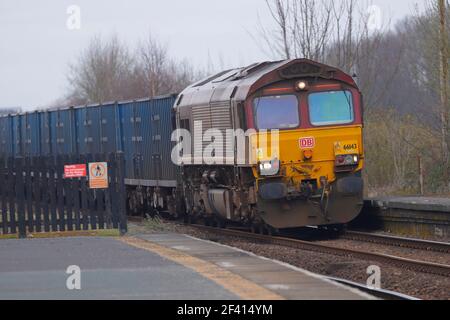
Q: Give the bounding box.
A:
[64,164,87,178]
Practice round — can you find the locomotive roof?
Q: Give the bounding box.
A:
[175,58,357,109]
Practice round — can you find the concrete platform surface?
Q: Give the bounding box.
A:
[0,237,238,300]
[0,234,373,300]
[366,196,450,212]
[132,233,373,300]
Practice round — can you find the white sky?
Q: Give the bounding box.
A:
[0,0,426,109]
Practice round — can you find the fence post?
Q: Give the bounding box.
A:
[72,154,81,231]
[25,157,33,233]
[116,152,127,235]
[106,152,115,229]
[0,157,8,234]
[7,157,16,234]
[79,154,89,230]
[418,156,424,196]
[86,153,97,230]
[41,157,50,232]
[16,157,26,238]
[56,155,65,231]
[65,154,73,231]
[33,156,42,233]
[48,156,58,232]
[95,153,105,230]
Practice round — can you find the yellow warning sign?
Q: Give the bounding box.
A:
[88,162,108,189]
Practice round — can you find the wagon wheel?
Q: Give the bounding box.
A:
[203,217,212,227]
[216,218,226,229]
[250,223,262,234]
[263,224,275,236]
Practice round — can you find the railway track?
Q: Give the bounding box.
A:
[342,230,450,254]
[185,224,450,277]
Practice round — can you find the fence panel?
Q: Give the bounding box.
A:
[0,153,127,237]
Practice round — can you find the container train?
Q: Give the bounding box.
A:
[0,58,364,231]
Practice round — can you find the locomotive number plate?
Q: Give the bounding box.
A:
[334,140,359,155]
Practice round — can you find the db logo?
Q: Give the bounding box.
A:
[299,137,315,149]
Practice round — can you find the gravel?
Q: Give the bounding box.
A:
[315,239,450,265]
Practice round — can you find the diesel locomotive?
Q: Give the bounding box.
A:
[174,59,364,230]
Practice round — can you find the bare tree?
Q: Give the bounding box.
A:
[257,0,400,109]
[258,0,333,60]
[133,33,202,98]
[255,0,290,59]
[325,1,400,108]
[409,0,450,187]
[135,34,171,97]
[67,35,135,105]
[291,0,333,60]
[439,0,449,185]
[64,33,202,106]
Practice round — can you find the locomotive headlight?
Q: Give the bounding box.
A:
[295,80,309,91]
[258,159,280,176]
[335,154,359,167]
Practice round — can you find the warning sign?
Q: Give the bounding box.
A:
[88,162,108,189]
[64,164,87,178]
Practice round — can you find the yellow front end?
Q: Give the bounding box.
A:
[250,125,364,229]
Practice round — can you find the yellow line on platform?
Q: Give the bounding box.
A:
[30,229,120,238]
[120,236,285,300]
[0,229,120,239]
[0,234,18,240]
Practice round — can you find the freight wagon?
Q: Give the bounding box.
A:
[0,95,179,215]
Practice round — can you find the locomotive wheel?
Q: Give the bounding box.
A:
[214,218,226,229]
[250,224,262,234]
[187,215,198,225]
[146,206,158,219]
[204,217,212,227]
[216,218,226,229]
[263,224,275,236]
[331,224,347,235]
[318,224,346,236]
[184,210,194,224]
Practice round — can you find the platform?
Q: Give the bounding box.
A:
[0,234,372,300]
[126,233,372,300]
[354,197,450,238]
[0,237,237,300]
[366,196,450,212]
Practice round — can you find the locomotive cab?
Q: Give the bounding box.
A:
[248,78,364,228]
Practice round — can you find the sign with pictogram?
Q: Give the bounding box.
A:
[88,162,108,189]
[64,164,87,178]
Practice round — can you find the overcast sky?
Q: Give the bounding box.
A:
[0,0,426,109]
